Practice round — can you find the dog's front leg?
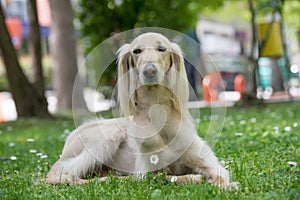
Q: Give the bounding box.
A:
[166,174,202,184]
[134,133,166,175]
[181,137,238,190]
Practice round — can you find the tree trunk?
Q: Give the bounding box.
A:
[248,0,258,95]
[48,0,87,111]
[27,0,45,95]
[0,4,51,118]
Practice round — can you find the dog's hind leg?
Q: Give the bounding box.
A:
[45,148,101,185]
[46,121,127,184]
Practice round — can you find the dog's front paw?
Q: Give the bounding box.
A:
[227,181,239,190]
[207,167,237,190]
[166,174,202,184]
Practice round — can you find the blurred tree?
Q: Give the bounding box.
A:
[248,0,291,94]
[49,0,87,111]
[201,0,300,96]
[76,0,224,53]
[282,0,300,50]
[0,4,51,118]
[75,0,224,88]
[27,0,45,96]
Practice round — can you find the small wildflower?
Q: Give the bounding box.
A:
[8,143,15,147]
[240,120,246,125]
[293,122,298,127]
[26,138,34,142]
[36,153,43,157]
[40,155,48,159]
[29,149,37,153]
[250,118,257,123]
[287,161,297,167]
[235,132,243,137]
[149,154,159,165]
[284,126,291,132]
[63,129,70,134]
[219,160,233,169]
[273,126,279,134]
[170,176,178,183]
[10,156,17,160]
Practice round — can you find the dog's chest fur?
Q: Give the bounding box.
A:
[131,85,181,152]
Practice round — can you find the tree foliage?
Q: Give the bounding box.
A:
[76,0,224,53]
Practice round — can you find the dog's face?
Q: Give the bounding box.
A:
[129,33,173,85]
[117,32,188,116]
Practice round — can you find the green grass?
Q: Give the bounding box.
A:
[0,102,299,199]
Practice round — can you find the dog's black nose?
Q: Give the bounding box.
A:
[143,63,157,78]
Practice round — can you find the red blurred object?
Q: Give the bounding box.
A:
[5,17,23,49]
[202,72,246,102]
[234,74,246,100]
[0,93,6,122]
[202,71,222,102]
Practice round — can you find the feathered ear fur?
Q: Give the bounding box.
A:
[117,44,135,116]
[168,43,189,112]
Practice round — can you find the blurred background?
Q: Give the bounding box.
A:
[0,0,300,121]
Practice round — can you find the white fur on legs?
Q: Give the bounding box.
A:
[46,119,127,184]
[181,136,235,189]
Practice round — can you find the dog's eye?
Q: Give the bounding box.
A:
[158,46,166,52]
[133,48,142,54]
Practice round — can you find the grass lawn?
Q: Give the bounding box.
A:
[0,102,299,199]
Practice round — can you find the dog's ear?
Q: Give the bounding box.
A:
[169,43,189,111]
[117,44,135,116]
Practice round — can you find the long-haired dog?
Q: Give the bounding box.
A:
[46,32,237,189]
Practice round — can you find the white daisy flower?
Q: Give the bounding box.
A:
[10,156,17,160]
[63,129,70,134]
[293,122,298,127]
[40,155,48,159]
[287,161,297,167]
[36,153,43,157]
[235,132,243,137]
[240,120,246,125]
[149,154,159,165]
[273,126,279,134]
[8,143,15,147]
[284,126,291,132]
[170,176,177,183]
[26,138,34,142]
[29,149,37,153]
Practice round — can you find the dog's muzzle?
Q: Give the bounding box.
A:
[142,63,158,84]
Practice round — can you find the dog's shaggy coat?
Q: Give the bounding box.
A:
[46,32,237,189]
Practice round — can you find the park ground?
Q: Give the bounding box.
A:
[0,102,299,199]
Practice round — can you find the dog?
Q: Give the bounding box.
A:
[46,32,237,189]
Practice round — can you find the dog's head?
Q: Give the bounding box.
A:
[117,32,189,116]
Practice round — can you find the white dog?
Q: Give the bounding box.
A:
[46,32,237,189]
